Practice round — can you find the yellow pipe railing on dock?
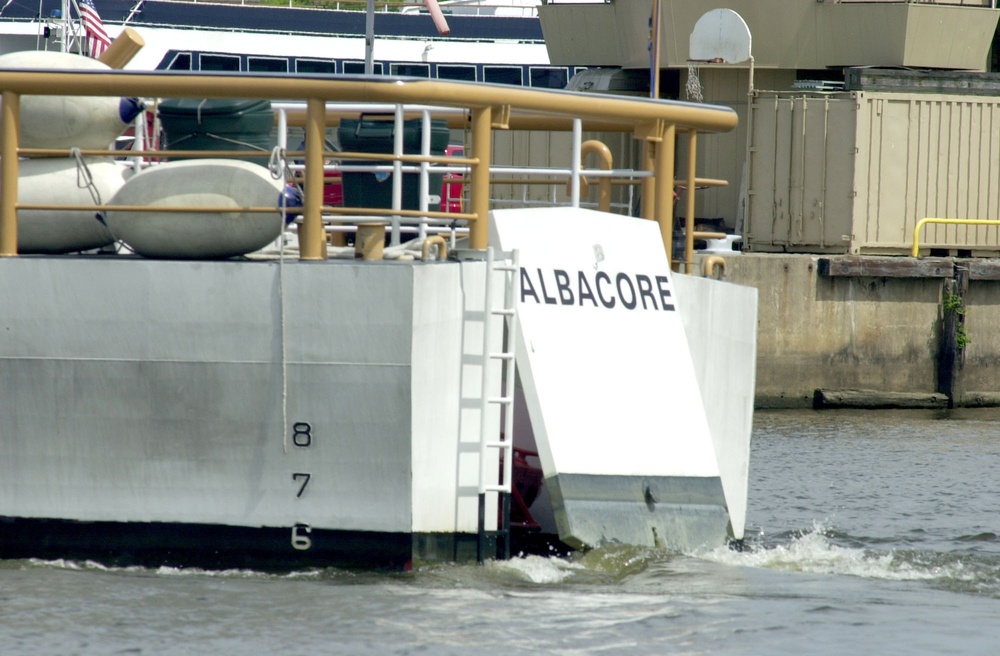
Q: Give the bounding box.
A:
[912,218,1000,258]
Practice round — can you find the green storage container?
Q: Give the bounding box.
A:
[338,117,450,212]
[158,98,274,164]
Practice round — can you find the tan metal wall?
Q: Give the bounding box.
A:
[745,93,857,252]
[676,69,795,230]
[746,91,1000,255]
[541,0,998,72]
[489,129,642,213]
[855,94,1000,254]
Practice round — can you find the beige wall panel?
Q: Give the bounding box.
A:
[540,0,997,72]
[538,4,626,68]
[749,91,1000,255]
[857,95,1000,253]
[674,69,794,230]
[488,130,643,213]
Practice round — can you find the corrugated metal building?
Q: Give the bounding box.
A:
[746,72,1000,255]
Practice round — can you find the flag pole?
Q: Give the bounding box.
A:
[62,0,71,53]
[365,0,374,75]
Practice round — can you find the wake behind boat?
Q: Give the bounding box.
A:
[0,42,757,569]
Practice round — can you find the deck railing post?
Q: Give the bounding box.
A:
[300,97,328,260]
[1,91,19,257]
[654,123,676,265]
[570,118,582,207]
[580,140,613,213]
[640,141,655,221]
[469,105,492,250]
[683,130,698,274]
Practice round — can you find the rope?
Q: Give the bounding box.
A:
[71,147,120,247]
[165,131,270,153]
[269,144,295,454]
[686,61,704,103]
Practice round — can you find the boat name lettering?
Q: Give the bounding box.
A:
[292,422,312,448]
[519,267,674,311]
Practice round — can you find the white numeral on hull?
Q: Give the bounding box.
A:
[291,523,313,550]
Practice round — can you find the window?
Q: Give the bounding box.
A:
[437,65,476,82]
[296,59,337,74]
[199,54,240,72]
[249,57,288,73]
[529,67,568,89]
[161,52,192,71]
[391,63,430,78]
[484,66,523,86]
[343,61,383,75]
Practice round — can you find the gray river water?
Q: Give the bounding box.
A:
[3,408,1000,655]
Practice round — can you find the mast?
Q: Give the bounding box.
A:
[365,0,374,75]
[48,0,84,55]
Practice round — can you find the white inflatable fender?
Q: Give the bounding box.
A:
[105,159,286,259]
[0,51,142,151]
[16,156,129,254]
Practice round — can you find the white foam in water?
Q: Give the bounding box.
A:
[703,523,975,583]
[489,554,585,583]
[27,558,322,580]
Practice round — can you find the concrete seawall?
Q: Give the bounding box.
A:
[700,253,1000,409]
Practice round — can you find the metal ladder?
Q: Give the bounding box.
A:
[477,247,520,563]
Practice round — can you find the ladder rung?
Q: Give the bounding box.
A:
[484,440,512,450]
[479,248,519,561]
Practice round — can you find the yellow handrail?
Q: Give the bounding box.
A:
[0,71,737,260]
[579,140,613,212]
[912,217,1000,258]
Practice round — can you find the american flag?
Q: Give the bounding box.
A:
[78,0,112,59]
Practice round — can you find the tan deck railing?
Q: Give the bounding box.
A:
[0,71,736,265]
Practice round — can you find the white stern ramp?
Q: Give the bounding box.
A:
[492,207,746,552]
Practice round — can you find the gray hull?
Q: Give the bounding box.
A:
[0,223,757,568]
[0,255,500,568]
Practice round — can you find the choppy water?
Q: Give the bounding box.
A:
[4,408,1000,655]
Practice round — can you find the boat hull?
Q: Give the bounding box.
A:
[0,517,414,571]
[0,256,504,569]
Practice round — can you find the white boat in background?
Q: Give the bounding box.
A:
[0,47,756,570]
[0,0,575,88]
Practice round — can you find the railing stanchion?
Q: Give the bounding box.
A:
[469,105,492,250]
[654,123,676,265]
[1,91,19,257]
[640,141,655,220]
[684,130,698,274]
[391,105,404,246]
[419,109,431,240]
[570,118,581,207]
[300,97,327,260]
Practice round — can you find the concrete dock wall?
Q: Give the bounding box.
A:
[706,253,1000,408]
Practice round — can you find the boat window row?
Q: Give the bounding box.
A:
[159,51,581,89]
